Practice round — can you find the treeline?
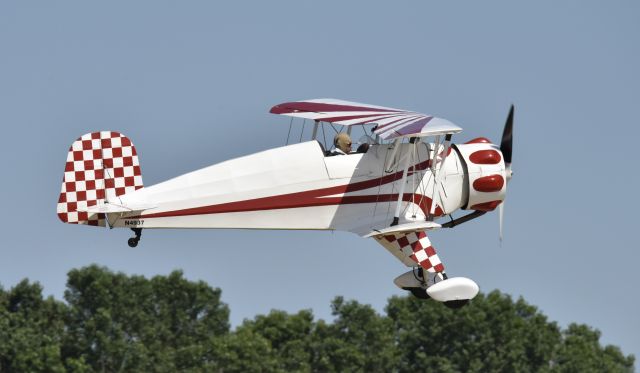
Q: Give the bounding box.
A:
[0,265,634,372]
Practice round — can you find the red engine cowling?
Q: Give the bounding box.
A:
[453,140,506,211]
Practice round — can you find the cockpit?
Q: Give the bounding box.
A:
[282,117,380,157]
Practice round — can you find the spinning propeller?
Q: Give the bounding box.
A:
[499,105,514,241]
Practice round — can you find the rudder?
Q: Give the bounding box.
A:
[57,131,144,226]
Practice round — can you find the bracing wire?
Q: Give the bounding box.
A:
[100,157,124,207]
[321,122,328,149]
[299,119,306,142]
[398,141,415,219]
[386,171,398,220]
[329,123,340,134]
[371,145,391,227]
[285,117,293,145]
[385,141,403,220]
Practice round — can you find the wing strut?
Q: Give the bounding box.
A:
[391,138,418,226]
[429,134,453,216]
[388,133,454,227]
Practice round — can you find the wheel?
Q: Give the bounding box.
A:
[128,238,138,248]
[443,299,469,309]
[408,288,430,300]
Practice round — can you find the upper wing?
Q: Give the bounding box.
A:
[270,98,462,140]
[372,230,445,274]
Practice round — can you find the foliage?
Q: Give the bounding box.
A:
[552,323,635,372]
[386,291,562,372]
[0,280,66,372]
[62,265,229,371]
[0,266,634,372]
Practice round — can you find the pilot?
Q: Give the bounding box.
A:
[330,133,352,155]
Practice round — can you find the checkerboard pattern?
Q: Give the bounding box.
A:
[57,131,144,226]
[375,231,445,272]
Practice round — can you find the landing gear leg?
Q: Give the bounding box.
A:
[128,228,142,248]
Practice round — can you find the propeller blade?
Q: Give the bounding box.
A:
[499,202,504,243]
[500,105,514,165]
[499,105,513,243]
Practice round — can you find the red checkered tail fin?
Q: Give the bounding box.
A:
[57,131,144,226]
[373,230,445,273]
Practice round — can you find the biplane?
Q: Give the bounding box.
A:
[57,99,514,308]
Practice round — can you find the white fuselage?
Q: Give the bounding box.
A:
[114,140,505,236]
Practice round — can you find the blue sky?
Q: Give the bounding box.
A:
[1,0,639,359]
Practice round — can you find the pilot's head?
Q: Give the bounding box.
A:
[334,133,352,154]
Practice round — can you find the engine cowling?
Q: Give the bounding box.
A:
[453,139,506,212]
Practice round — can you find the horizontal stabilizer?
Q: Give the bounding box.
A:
[363,221,441,238]
[77,203,156,214]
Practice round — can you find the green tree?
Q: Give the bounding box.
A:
[309,297,398,372]
[239,309,315,372]
[0,267,634,372]
[552,323,634,372]
[62,265,230,371]
[214,326,279,372]
[386,290,634,373]
[0,280,67,372]
[387,291,562,372]
[237,298,398,372]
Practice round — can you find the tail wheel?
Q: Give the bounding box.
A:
[128,228,142,248]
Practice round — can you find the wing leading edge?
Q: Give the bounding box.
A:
[270,98,462,140]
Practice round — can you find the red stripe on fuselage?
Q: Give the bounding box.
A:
[134,158,443,219]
